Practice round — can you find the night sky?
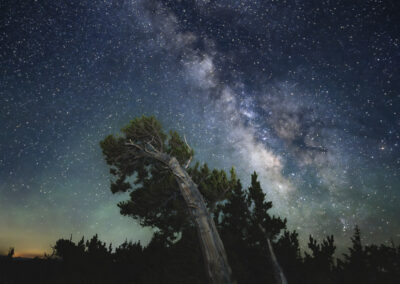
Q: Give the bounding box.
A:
[1,0,399,257]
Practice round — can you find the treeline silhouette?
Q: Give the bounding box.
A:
[1,174,399,283]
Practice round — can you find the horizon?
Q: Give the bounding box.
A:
[2,223,398,260]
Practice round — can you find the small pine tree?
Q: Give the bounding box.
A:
[339,226,368,283]
[247,172,287,244]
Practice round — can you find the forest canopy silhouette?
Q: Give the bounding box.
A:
[1,116,399,284]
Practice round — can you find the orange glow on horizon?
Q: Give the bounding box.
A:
[13,250,46,259]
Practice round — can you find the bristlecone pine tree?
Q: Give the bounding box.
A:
[100,116,234,284]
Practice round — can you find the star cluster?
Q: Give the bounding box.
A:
[1,0,399,256]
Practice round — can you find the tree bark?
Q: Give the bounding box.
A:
[267,238,288,284]
[124,139,234,283]
[258,224,288,284]
[167,156,235,284]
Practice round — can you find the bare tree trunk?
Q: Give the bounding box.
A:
[267,238,288,284]
[259,224,288,284]
[124,138,234,283]
[167,157,235,284]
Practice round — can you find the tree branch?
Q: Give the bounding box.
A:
[125,139,144,151]
[125,137,171,167]
[184,135,193,169]
[145,139,161,154]
[151,119,164,152]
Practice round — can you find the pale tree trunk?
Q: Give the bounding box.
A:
[125,139,235,283]
[167,157,235,284]
[267,238,288,284]
[259,224,288,284]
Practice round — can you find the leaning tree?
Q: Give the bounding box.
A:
[100,116,234,284]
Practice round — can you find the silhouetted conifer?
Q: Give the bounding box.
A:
[304,235,336,283]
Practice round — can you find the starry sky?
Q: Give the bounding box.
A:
[1,0,399,257]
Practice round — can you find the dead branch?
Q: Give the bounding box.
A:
[183,135,193,169]
[125,139,144,151]
[145,139,161,154]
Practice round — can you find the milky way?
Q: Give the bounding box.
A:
[1,0,399,256]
